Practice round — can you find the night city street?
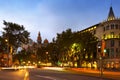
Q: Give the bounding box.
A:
[0,0,120,80]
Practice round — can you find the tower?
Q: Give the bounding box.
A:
[43,38,49,47]
[107,6,115,20]
[37,32,42,44]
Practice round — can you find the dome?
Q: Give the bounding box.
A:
[44,39,49,44]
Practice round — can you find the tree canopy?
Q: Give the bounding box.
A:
[2,20,30,48]
[54,28,98,66]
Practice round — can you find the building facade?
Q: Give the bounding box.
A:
[81,6,120,69]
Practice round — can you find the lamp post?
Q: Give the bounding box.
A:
[5,39,10,67]
[97,41,103,78]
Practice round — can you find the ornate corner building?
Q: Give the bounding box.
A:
[81,6,120,69]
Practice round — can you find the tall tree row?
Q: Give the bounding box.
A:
[53,29,98,67]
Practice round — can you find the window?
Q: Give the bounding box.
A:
[103,34,106,39]
[106,25,109,30]
[107,48,110,57]
[116,48,118,53]
[110,32,114,38]
[119,41,120,47]
[111,40,114,47]
[115,24,118,29]
[111,48,114,57]
[111,24,114,29]
[103,27,105,31]
[93,30,96,34]
[119,33,120,38]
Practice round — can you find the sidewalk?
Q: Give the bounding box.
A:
[66,68,120,80]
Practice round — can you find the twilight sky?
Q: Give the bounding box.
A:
[0,0,120,42]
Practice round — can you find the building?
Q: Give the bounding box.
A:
[0,53,8,67]
[81,6,120,69]
[37,31,49,47]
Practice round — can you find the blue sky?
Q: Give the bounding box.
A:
[0,0,120,42]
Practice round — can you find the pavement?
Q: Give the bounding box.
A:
[66,68,120,80]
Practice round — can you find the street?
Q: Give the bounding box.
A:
[0,69,26,80]
[0,67,114,80]
[29,68,112,80]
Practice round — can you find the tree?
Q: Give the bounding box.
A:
[55,28,98,67]
[0,36,7,53]
[46,42,60,66]
[56,29,74,64]
[2,20,30,54]
[71,31,98,67]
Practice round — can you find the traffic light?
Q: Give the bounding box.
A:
[97,41,101,53]
[98,48,101,52]
[97,45,101,53]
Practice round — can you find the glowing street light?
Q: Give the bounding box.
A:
[5,39,10,66]
[97,41,103,78]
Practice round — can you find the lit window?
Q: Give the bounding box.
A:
[85,54,88,59]
[110,32,114,38]
[103,34,106,39]
[89,29,91,31]
[90,54,93,59]
[94,26,96,29]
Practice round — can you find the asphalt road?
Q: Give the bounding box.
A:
[0,69,26,80]
[29,68,113,80]
[0,68,114,80]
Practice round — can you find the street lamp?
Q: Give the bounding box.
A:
[5,39,10,67]
[46,52,48,63]
[97,41,103,78]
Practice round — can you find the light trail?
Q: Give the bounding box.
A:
[42,67,65,71]
[24,70,29,80]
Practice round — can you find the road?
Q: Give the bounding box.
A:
[29,68,113,80]
[0,69,26,80]
[0,68,114,80]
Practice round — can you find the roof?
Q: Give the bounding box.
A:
[107,6,115,20]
